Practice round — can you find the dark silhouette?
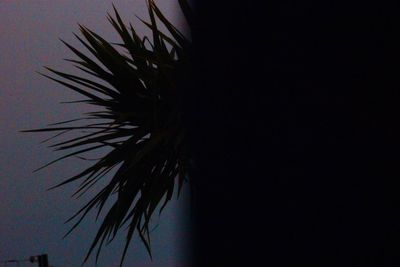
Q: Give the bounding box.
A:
[24,1,192,265]
[184,1,400,266]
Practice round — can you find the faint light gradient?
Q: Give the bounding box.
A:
[0,1,190,266]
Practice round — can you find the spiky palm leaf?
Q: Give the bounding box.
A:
[24,0,192,265]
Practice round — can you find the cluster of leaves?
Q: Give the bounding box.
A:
[24,0,192,265]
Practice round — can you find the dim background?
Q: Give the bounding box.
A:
[0,1,190,266]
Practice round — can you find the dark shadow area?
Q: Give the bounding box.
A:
[182,1,400,266]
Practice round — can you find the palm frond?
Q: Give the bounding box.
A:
[23,0,192,265]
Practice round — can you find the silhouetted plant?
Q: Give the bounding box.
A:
[24,0,192,265]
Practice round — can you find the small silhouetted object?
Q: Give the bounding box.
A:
[29,254,49,267]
